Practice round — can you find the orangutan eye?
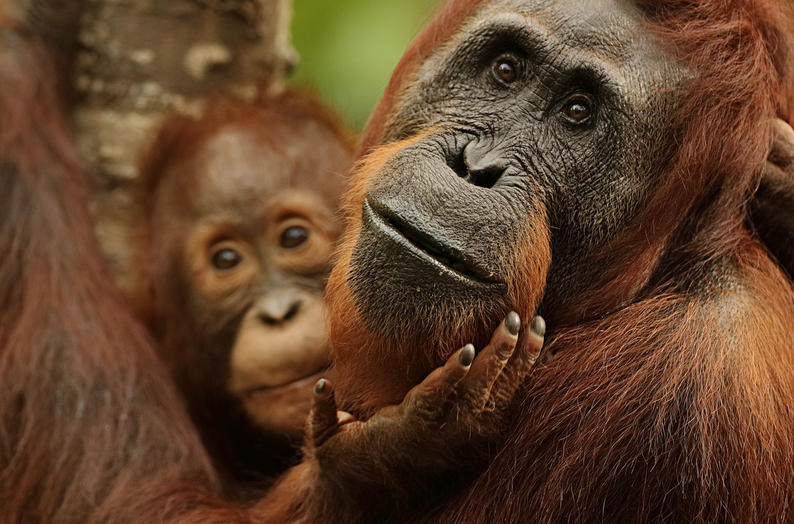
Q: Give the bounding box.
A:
[280,226,310,249]
[562,94,594,123]
[211,248,243,270]
[492,54,519,84]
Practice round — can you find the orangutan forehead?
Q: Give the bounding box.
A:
[189,128,284,213]
[455,0,655,63]
[376,0,684,145]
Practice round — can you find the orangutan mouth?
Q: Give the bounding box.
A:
[363,200,496,283]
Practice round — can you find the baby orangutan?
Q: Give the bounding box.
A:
[133,91,354,488]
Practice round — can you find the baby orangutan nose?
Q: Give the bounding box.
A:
[257,289,303,325]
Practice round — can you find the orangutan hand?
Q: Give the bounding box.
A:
[306,312,546,487]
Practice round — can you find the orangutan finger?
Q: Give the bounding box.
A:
[516,315,545,370]
[459,312,520,411]
[310,379,339,446]
[403,344,474,418]
[488,315,546,407]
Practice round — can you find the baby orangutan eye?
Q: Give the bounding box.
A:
[492,54,519,84]
[211,248,243,271]
[280,226,310,249]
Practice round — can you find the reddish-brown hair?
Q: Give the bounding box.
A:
[0,15,252,524]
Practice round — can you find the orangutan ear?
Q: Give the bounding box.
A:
[767,118,794,173]
[749,118,794,277]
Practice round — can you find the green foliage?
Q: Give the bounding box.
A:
[289,0,441,131]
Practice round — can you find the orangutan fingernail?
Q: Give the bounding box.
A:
[531,316,546,337]
[315,379,327,395]
[505,311,520,336]
[459,344,475,367]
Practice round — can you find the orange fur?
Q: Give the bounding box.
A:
[0,17,255,524]
[441,240,794,523]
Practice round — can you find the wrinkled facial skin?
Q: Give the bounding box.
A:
[330,0,687,407]
[153,123,349,440]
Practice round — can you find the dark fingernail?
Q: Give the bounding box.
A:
[459,344,475,367]
[505,311,520,336]
[314,379,328,395]
[531,316,546,337]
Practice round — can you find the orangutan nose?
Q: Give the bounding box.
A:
[257,290,303,325]
[460,140,510,189]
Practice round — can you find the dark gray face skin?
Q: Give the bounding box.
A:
[349,0,688,338]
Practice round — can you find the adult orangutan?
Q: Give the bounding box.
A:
[0,2,547,523]
[131,92,355,488]
[322,0,794,522]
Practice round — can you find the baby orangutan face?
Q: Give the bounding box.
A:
[144,101,353,443]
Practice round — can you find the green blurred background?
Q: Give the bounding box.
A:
[289,0,442,132]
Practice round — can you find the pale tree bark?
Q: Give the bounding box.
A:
[74,0,296,292]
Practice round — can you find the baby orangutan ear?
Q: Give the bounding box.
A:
[750,118,794,277]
